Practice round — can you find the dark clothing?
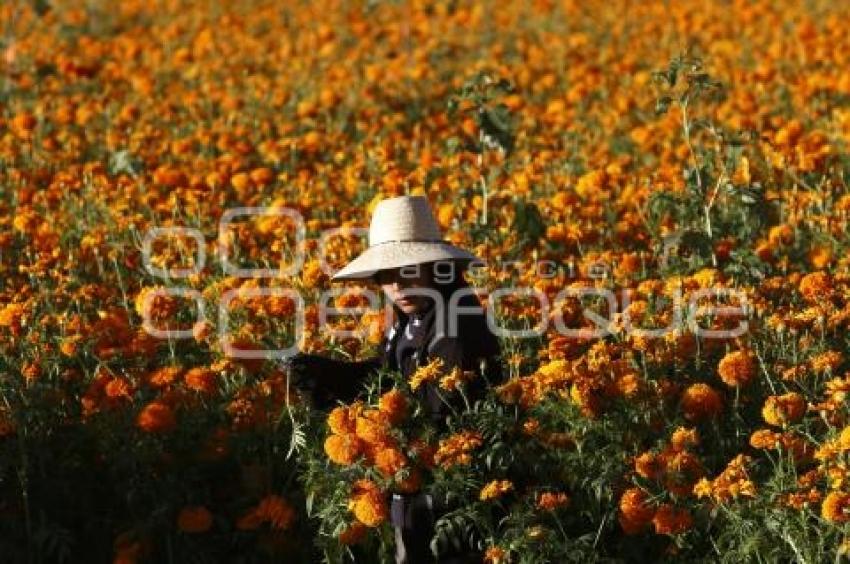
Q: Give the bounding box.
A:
[297,280,503,420]
[288,279,503,564]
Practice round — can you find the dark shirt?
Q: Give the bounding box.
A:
[298,280,503,419]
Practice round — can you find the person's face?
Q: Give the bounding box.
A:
[374,264,432,315]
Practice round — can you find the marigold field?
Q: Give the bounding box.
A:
[2,0,850,562]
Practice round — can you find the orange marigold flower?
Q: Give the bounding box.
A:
[798,271,831,302]
[433,431,483,468]
[750,429,781,449]
[717,350,756,387]
[537,492,570,511]
[670,427,700,451]
[255,495,296,530]
[338,521,368,545]
[378,389,408,425]
[136,401,176,433]
[177,506,213,534]
[652,504,693,535]
[147,365,183,388]
[480,479,514,501]
[680,383,723,421]
[327,404,359,435]
[484,546,508,564]
[374,446,407,478]
[822,491,850,523]
[324,434,363,466]
[762,392,807,427]
[439,367,475,392]
[105,377,133,400]
[618,487,654,535]
[349,482,387,527]
[810,350,843,374]
[355,409,391,445]
[184,367,217,394]
[634,452,662,480]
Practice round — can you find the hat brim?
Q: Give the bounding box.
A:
[330,241,482,281]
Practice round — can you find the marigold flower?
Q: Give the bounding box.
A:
[355,409,391,445]
[680,383,723,421]
[136,401,176,433]
[798,271,831,302]
[338,521,368,545]
[618,487,654,534]
[374,446,407,477]
[327,404,358,435]
[255,495,296,530]
[410,357,445,391]
[717,350,756,387]
[822,491,850,522]
[670,427,699,451]
[652,504,693,535]
[484,546,508,564]
[177,506,213,534]
[378,389,407,425]
[762,392,807,427]
[105,377,133,400]
[433,430,483,468]
[439,366,474,392]
[324,434,363,466]
[480,479,514,501]
[750,429,781,449]
[184,367,217,394]
[349,482,387,527]
[537,492,570,511]
[634,452,662,480]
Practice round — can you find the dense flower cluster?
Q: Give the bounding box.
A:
[3,0,850,561]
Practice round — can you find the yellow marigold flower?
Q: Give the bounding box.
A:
[762,392,807,427]
[480,479,514,501]
[717,350,756,387]
[822,491,850,523]
[839,427,850,450]
[693,478,713,499]
[177,506,213,534]
[410,357,445,391]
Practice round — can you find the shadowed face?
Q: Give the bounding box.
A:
[374,264,433,315]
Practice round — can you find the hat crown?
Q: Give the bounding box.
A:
[369,195,443,246]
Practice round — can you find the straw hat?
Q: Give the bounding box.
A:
[331,195,481,281]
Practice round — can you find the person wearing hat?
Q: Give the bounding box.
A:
[286,195,504,564]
